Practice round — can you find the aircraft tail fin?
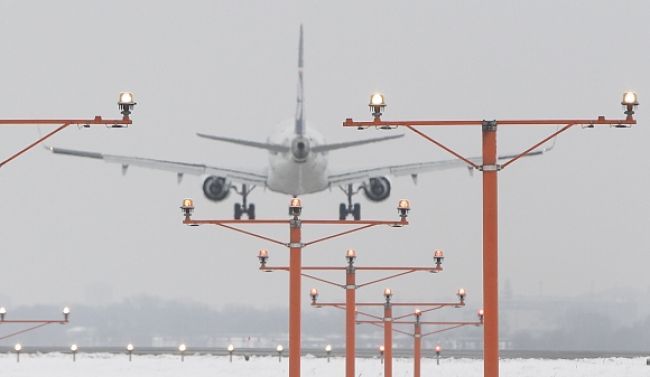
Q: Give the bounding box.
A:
[295,24,305,136]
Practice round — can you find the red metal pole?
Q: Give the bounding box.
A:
[384,301,393,377]
[346,265,356,377]
[289,218,302,377]
[414,318,421,377]
[482,121,499,377]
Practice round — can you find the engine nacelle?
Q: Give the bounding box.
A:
[362,176,391,202]
[202,175,231,201]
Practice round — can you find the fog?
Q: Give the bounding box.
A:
[1,0,648,349]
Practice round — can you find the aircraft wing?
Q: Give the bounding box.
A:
[48,146,268,185]
[328,148,550,187]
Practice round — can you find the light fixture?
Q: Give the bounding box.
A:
[71,344,78,362]
[397,199,410,218]
[435,345,441,354]
[14,343,21,363]
[179,343,187,362]
[258,248,269,270]
[63,306,70,321]
[289,197,302,217]
[181,198,195,218]
[325,344,332,362]
[345,248,356,265]
[227,344,235,362]
[621,91,639,122]
[0,306,6,321]
[457,288,466,305]
[384,288,393,303]
[310,288,319,304]
[276,344,284,362]
[369,93,386,120]
[435,345,442,365]
[478,308,485,324]
[433,249,444,271]
[118,92,137,119]
[414,308,422,319]
[126,343,134,362]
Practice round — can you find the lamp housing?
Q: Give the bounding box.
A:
[181,198,195,218]
[258,248,269,269]
[118,92,136,117]
[310,288,319,304]
[397,199,410,218]
[433,249,444,271]
[457,288,466,304]
[289,197,302,217]
[369,93,386,119]
[345,248,357,265]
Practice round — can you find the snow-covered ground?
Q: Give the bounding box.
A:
[1,353,648,377]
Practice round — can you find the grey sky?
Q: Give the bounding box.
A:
[1,0,648,317]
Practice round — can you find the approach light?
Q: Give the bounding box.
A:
[325,344,332,352]
[310,288,319,304]
[276,344,284,362]
[478,308,485,324]
[414,308,422,319]
[433,249,444,271]
[457,288,466,305]
[126,343,134,361]
[258,248,269,270]
[397,199,410,218]
[622,91,639,121]
[118,92,136,119]
[178,343,186,352]
[435,345,441,353]
[289,197,302,217]
[14,343,22,352]
[622,91,639,106]
[181,198,195,219]
[63,306,70,321]
[70,344,78,362]
[369,93,386,120]
[0,307,6,321]
[384,288,393,303]
[345,249,357,265]
[227,344,235,362]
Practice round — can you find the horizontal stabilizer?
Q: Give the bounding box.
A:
[311,134,404,153]
[196,133,290,153]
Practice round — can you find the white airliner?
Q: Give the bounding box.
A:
[51,26,548,220]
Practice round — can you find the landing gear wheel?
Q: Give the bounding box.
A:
[339,203,347,220]
[234,203,243,220]
[352,203,361,221]
[248,204,256,220]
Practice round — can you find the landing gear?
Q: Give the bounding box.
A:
[339,184,362,220]
[233,184,256,219]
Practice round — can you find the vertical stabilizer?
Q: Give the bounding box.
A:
[295,25,305,136]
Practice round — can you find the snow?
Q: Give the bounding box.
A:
[1,353,648,377]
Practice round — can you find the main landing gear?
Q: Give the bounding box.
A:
[233,184,256,220]
[339,184,362,220]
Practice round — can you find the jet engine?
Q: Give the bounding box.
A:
[202,175,231,201]
[362,177,391,202]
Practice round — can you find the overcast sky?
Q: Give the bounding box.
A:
[1,0,648,315]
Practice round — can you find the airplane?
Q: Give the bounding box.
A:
[50,26,550,220]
